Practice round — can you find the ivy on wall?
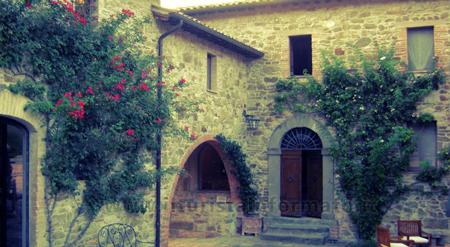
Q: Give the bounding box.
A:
[274,48,445,240]
[1,0,190,246]
[216,134,259,216]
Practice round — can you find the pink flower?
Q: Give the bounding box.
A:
[110,94,121,101]
[175,93,180,97]
[64,92,72,98]
[108,35,114,42]
[121,78,126,84]
[77,100,85,108]
[86,86,94,95]
[190,132,197,141]
[125,70,133,77]
[55,99,64,107]
[141,70,147,79]
[76,92,82,98]
[121,9,134,17]
[156,81,165,87]
[178,78,187,85]
[154,117,162,124]
[25,1,32,9]
[69,109,85,120]
[126,129,135,136]
[78,16,87,27]
[139,82,150,91]
[116,83,124,91]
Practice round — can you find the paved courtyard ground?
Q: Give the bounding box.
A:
[169,236,345,247]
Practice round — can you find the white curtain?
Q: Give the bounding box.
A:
[408,27,434,71]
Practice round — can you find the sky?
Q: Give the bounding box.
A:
[160,0,238,9]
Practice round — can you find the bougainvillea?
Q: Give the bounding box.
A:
[1,0,191,246]
[274,48,445,240]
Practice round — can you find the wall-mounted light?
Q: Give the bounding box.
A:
[242,105,260,130]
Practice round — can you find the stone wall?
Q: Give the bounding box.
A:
[1,0,253,246]
[189,0,450,241]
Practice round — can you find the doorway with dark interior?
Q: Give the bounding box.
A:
[0,117,28,247]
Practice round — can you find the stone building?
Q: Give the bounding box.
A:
[0,0,449,246]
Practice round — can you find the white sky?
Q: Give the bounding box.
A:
[161,0,238,9]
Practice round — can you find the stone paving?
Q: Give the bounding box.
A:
[169,236,345,247]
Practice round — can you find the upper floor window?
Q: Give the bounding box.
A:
[407,26,434,71]
[207,53,217,91]
[290,35,312,76]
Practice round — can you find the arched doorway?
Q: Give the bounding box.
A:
[168,139,240,239]
[280,127,323,218]
[267,113,335,220]
[0,116,29,247]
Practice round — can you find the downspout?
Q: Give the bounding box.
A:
[155,19,183,247]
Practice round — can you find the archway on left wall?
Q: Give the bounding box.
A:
[0,90,46,247]
[165,135,241,242]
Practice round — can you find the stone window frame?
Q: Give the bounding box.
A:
[396,21,447,74]
[206,52,218,93]
[281,29,321,79]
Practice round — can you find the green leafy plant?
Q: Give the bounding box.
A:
[1,0,190,246]
[274,47,445,240]
[416,148,450,187]
[215,134,259,216]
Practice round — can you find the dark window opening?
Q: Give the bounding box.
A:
[290,35,312,76]
[207,53,217,91]
[198,143,229,191]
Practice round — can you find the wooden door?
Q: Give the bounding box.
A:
[280,150,302,217]
[303,151,322,218]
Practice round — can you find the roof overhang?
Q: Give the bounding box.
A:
[152,5,264,59]
[179,0,301,15]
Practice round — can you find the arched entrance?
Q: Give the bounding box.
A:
[0,116,29,247]
[267,113,335,220]
[168,137,240,239]
[280,127,323,218]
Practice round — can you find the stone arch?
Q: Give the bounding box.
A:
[0,90,46,247]
[164,135,241,242]
[267,113,335,219]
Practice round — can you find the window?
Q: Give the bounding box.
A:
[410,121,437,170]
[407,26,434,71]
[290,35,312,76]
[207,53,217,91]
[198,144,229,191]
[76,0,98,23]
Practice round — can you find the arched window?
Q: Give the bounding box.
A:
[281,127,322,150]
[198,143,229,191]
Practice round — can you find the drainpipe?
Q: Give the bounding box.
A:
[155,19,183,247]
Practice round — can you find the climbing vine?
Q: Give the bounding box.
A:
[1,0,190,246]
[274,48,445,239]
[216,134,259,216]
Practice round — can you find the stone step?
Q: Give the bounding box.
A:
[264,216,336,226]
[266,223,330,234]
[260,231,328,245]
